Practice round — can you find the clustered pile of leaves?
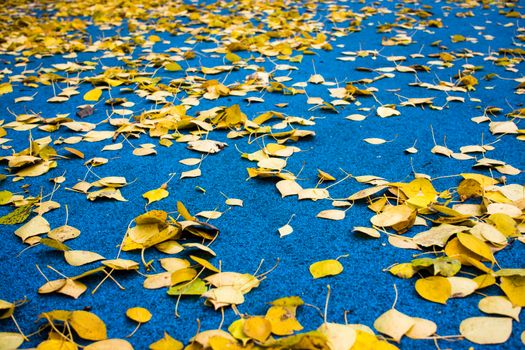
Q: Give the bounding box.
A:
[0,0,524,348]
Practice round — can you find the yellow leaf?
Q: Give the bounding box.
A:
[167,278,206,296]
[144,272,172,289]
[148,35,161,42]
[265,306,303,336]
[164,62,182,71]
[56,279,87,299]
[37,339,78,350]
[38,279,66,294]
[126,307,152,323]
[457,179,483,200]
[102,259,139,270]
[225,52,241,63]
[0,191,12,205]
[171,268,198,286]
[225,198,243,207]
[397,178,437,208]
[488,213,519,238]
[0,332,24,350]
[271,296,304,307]
[308,74,325,84]
[149,332,183,350]
[180,168,201,179]
[415,276,451,304]
[278,224,293,238]
[64,147,84,159]
[0,83,13,96]
[346,114,366,122]
[478,296,521,320]
[318,322,356,349]
[202,286,245,309]
[413,224,468,248]
[316,209,346,221]
[389,263,416,279]
[370,205,415,233]
[276,180,303,197]
[0,204,34,225]
[448,276,478,298]
[500,276,525,307]
[405,317,437,339]
[351,330,399,350]
[257,157,287,170]
[159,255,187,270]
[183,243,216,256]
[352,226,381,238]
[1,332,26,350]
[228,319,251,345]
[64,250,104,266]
[190,255,219,273]
[209,336,243,350]
[196,211,222,220]
[243,316,272,342]
[460,173,498,187]
[193,330,236,348]
[39,310,71,322]
[377,106,400,118]
[457,233,495,262]
[444,237,486,267]
[317,169,336,181]
[373,308,414,342]
[135,210,167,225]
[83,88,102,102]
[84,339,133,350]
[460,317,512,344]
[474,274,496,289]
[14,215,50,241]
[155,241,184,255]
[69,311,107,341]
[222,104,246,127]
[177,201,195,221]
[309,259,343,279]
[143,188,169,205]
[363,138,387,145]
[451,34,466,42]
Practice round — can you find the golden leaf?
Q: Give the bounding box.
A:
[143,188,169,205]
[84,339,133,350]
[83,88,103,102]
[309,260,343,279]
[149,332,183,350]
[415,276,451,304]
[126,307,152,323]
[69,310,107,341]
[243,316,272,342]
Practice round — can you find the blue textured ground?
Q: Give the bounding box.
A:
[0,0,524,348]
